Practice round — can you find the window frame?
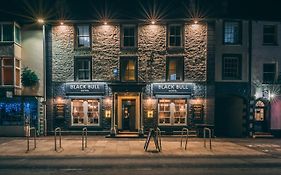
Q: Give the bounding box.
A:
[222,54,242,80]
[0,57,21,87]
[263,25,278,46]
[158,98,187,126]
[71,99,101,126]
[121,24,137,49]
[166,56,184,81]
[263,63,277,84]
[120,56,138,82]
[167,24,184,48]
[223,21,242,45]
[0,23,21,45]
[74,57,92,81]
[75,24,91,49]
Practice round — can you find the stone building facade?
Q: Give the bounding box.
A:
[47,21,211,136]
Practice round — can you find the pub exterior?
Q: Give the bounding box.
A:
[46,20,212,136]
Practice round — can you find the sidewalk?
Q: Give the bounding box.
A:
[0,136,270,157]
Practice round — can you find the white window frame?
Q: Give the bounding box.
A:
[71,99,100,126]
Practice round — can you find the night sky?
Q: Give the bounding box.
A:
[0,0,281,23]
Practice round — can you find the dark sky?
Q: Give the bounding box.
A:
[0,0,280,23]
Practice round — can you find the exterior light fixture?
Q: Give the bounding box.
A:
[103,21,107,25]
[60,22,64,25]
[105,110,111,118]
[37,18,45,24]
[194,20,198,24]
[270,93,276,99]
[151,20,156,25]
[147,110,153,118]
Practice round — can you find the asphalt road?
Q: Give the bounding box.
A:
[1,156,281,175]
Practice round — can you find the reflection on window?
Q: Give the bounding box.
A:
[120,57,137,81]
[76,25,90,48]
[158,99,187,125]
[223,21,241,44]
[71,99,99,126]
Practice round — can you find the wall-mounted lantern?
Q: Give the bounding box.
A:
[105,110,111,118]
[147,110,153,118]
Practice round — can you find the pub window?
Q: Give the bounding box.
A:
[120,57,137,81]
[71,99,100,126]
[168,24,183,47]
[223,21,241,44]
[74,57,92,81]
[166,56,184,81]
[263,63,276,83]
[263,25,277,45]
[222,54,242,80]
[158,99,187,125]
[76,25,90,48]
[0,57,20,86]
[121,25,137,48]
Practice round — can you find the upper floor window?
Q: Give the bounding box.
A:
[166,56,184,81]
[0,57,21,86]
[0,23,21,44]
[74,57,92,81]
[263,63,276,83]
[121,25,137,48]
[223,21,241,44]
[76,25,90,48]
[168,24,183,47]
[222,54,242,80]
[120,57,137,81]
[263,25,277,45]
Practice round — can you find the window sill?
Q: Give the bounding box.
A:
[167,47,184,52]
[223,43,242,46]
[262,43,278,46]
[74,47,91,51]
[120,47,138,52]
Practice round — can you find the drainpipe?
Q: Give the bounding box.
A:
[43,24,47,136]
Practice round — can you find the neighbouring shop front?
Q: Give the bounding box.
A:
[0,96,43,136]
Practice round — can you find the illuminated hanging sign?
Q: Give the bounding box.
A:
[65,82,105,95]
[152,83,194,95]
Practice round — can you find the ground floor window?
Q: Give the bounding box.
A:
[158,99,187,125]
[71,99,100,126]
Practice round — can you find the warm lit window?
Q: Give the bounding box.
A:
[0,57,20,86]
[263,63,276,83]
[121,25,137,48]
[158,99,187,125]
[74,57,91,81]
[222,54,242,80]
[120,57,137,81]
[166,56,184,81]
[168,24,183,47]
[223,21,241,44]
[71,99,100,126]
[263,25,277,45]
[76,25,90,48]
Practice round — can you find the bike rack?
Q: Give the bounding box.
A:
[180,128,189,150]
[203,127,212,149]
[54,127,62,151]
[82,127,88,150]
[26,127,36,152]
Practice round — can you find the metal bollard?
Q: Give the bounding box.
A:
[54,127,62,151]
[82,127,88,150]
[180,128,189,150]
[26,127,37,152]
[203,127,212,149]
